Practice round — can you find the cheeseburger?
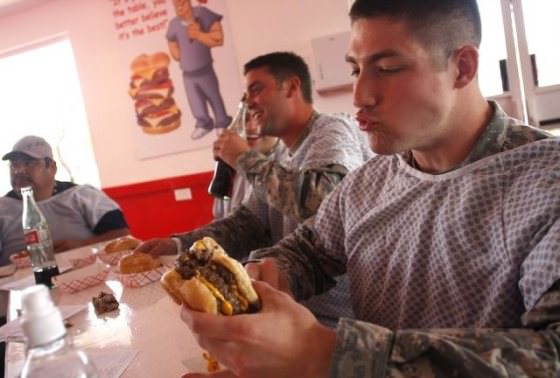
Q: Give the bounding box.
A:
[161,237,260,315]
[128,52,181,134]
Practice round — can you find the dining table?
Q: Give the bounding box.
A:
[0,240,208,377]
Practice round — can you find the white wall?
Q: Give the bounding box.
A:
[0,0,354,188]
[225,0,354,114]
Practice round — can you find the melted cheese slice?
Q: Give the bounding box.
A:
[197,275,233,316]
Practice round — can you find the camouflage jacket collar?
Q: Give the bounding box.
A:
[461,101,550,166]
[406,101,551,170]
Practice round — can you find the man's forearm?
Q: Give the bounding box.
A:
[197,31,223,47]
[330,318,560,378]
[168,41,180,61]
[174,205,271,261]
[331,284,560,378]
[238,150,348,221]
[251,219,344,300]
[195,22,223,47]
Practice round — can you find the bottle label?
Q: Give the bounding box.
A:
[24,230,39,246]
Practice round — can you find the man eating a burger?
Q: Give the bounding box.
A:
[138,52,372,327]
[179,0,560,377]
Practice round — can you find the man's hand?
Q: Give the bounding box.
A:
[135,238,178,258]
[245,258,292,295]
[180,280,336,378]
[187,21,201,41]
[213,130,250,167]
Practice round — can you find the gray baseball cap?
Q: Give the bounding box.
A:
[2,135,54,161]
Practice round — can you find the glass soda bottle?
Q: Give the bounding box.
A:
[21,186,60,288]
[20,285,99,378]
[208,98,248,199]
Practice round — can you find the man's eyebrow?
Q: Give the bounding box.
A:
[247,81,262,92]
[344,54,357,64]
[345,49,403,64]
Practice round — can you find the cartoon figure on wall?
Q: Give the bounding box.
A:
[167,0,232,140]
[128,52,182,134]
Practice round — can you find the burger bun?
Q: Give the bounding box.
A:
[118,251,160,274]
[160,237,260,315]
[161,269,218,314]
[104,237,141,254]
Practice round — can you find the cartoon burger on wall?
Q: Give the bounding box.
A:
[128,52,182,134]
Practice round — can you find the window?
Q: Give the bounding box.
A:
[475,0,560,129]
[0,37,100,194]
[521,0,560,87]
[477,0,509,97]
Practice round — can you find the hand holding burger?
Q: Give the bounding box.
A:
[165,238,336,378]
[161,237,261,373]
[179,278,337,378]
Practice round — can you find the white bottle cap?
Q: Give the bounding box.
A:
[20,285,66,347]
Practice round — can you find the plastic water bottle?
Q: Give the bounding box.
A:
[20,285,99,378]
[208,98,247,199]
[21,186,60,287]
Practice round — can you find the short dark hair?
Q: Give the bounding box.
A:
[244,52,313,104]
[350,0,481,67]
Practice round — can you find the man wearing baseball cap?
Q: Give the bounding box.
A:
[0,135,130,265]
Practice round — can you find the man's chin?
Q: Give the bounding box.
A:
[260,124,281,138]
[368,136,403,155]
[13,184,32,196]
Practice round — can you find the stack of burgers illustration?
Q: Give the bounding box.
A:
[128,52,181,134]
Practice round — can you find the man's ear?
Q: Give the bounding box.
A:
[49,159,57,176]
[452,45,479,89]
[284,76,301,98]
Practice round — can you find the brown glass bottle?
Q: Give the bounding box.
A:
[208,160,236,199]
[208,100,247,199]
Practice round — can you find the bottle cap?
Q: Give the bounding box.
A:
[20,285,66,347]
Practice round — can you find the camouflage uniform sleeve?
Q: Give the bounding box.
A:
[173,205,271,261]
[250,217,346,300]
[329,282,560,378]
[237,149,348,221]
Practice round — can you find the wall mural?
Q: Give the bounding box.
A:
[128,52,182,134]
[167,0,232,140]
[110,0,241,159]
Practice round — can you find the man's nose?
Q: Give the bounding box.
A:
[245,94,257,108]
[353,75,377,109]
[11,164,26,174]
